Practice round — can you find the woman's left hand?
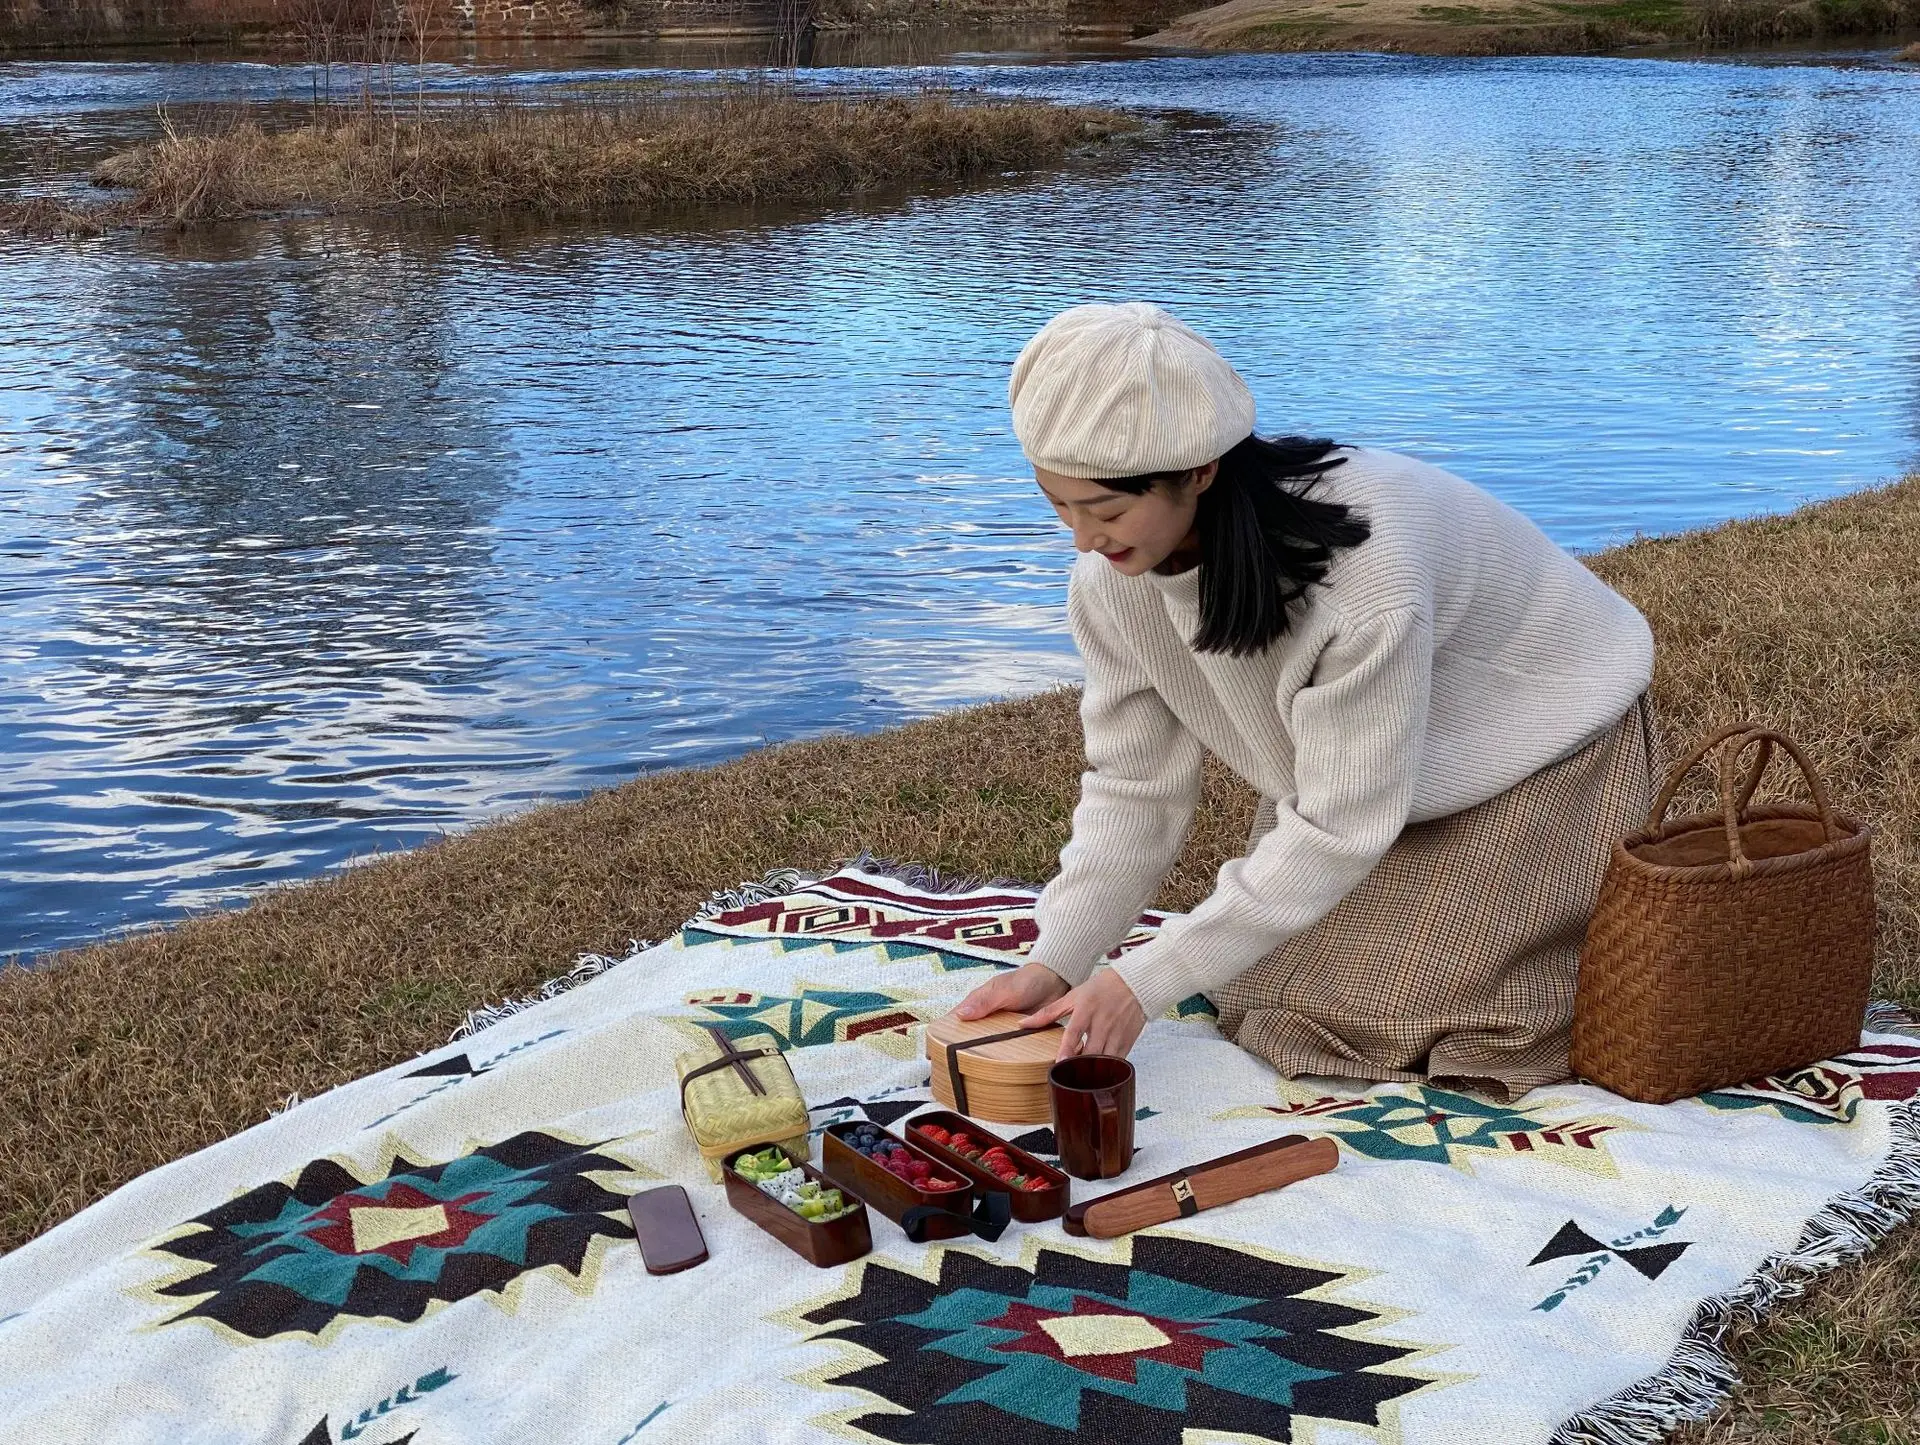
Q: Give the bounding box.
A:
[1019,967,1147,1061]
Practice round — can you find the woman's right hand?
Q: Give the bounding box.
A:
[953,962,1071,1021]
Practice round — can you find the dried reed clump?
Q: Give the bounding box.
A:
[67,89,1133,228]
[0,194,114,238]
[6,478,1920,1436]
[1898,38,1920,56]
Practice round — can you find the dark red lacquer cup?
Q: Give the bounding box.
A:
[1048,1054,1135,1180]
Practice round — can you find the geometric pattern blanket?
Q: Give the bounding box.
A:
[2,861,1917,1445]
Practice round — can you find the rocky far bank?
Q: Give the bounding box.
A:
[1139,0,1920,55]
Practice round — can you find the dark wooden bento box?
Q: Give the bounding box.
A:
[818,1121,979,1241]
[721,1141,873,1268]
[904,1109,1070,1222]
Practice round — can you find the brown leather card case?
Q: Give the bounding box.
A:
[629,1185,710,1275]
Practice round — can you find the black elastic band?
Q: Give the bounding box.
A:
[900,1189,1013,1245]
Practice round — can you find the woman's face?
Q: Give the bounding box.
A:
[1034,462,1217,576]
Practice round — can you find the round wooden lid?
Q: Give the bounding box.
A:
[924,1009,1064,1084]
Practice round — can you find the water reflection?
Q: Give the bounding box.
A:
[2,47,1919,958]
[4,227,534,935]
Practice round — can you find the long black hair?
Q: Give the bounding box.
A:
[1103,435,1369,657]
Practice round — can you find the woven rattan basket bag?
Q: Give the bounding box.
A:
[1572,722,1875,1104]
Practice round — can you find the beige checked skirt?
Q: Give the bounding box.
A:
[1212,699,1657,1101]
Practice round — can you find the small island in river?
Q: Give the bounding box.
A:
[3,86,1139,237]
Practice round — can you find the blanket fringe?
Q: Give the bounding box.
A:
[449,856,1039,1044]
[837,851,1038,897]
[1548,1093,1920,1444]
[1866,998,1917,1033]
[448,941,658,1041]
[692,868,811,921]
[450,865,831,1042]
[686,855,1039,927]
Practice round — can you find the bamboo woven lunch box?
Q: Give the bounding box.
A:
[1573,723,1876,1105]
[925,1009,1066,1124]
[677,1025,810,1181]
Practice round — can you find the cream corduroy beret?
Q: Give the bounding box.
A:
[1008,302,1256,479]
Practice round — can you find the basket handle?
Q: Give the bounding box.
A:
[1644,721,1763,833]
[1714,729,1843,877]
[1645,722,1843,878]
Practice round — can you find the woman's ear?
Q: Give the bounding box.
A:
[1190,459,1221,495]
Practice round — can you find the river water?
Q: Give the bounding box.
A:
[2,38,1918,959]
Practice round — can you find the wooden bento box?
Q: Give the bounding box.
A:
[904,1109,1070,1223]
[925,1008,1064,1124]
[721,1142,873,1268]
[818,1121,979,1241]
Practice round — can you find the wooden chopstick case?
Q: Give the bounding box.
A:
[1064,1135,1339,1240]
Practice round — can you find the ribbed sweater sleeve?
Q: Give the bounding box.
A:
[1107,604,1433,1021]
[1026,579,1206,988]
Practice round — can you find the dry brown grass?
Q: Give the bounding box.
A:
[0,86,1134,236]
[5,477,1920,1437]
[1899,38,1920,56]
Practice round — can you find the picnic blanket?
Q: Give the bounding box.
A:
[2,860,1917,1445]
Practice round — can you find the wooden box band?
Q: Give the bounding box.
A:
[1063,1135,1339,1239]
[942,1026,1049,1115]
[679,1025,780,1114]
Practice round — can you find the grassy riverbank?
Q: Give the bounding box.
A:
[1,86,1136,237]
[1139,0,1920,55]
[5,477,1920,1435]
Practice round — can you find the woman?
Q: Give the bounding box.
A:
[955,302,1656,1101]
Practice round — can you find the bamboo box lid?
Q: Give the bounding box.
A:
[925,1009,1064,1124]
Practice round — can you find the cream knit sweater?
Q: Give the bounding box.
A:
[1027,446,1656,1022]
